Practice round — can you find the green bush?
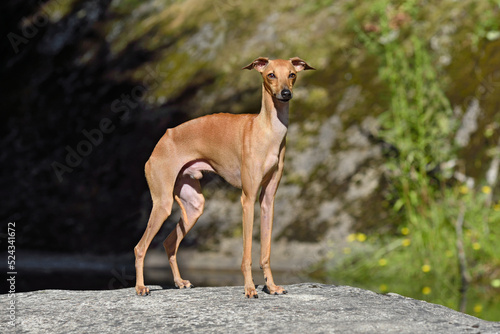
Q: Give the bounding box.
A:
[327,0,500,321]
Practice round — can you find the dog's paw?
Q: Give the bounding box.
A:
[135,285,150,296]
[175,279,194,289]
[244,285,259,298]
[263,284,287,295]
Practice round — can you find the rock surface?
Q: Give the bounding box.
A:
[3,283,499,333]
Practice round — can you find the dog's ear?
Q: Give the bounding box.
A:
[242,57,269,72]
[289,57,315,72]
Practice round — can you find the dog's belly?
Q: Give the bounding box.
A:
[180,159,242,189]
[214,164,243,188]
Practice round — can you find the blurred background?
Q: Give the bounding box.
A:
[1,0,499,321]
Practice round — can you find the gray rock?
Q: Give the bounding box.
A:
[3,283,499,333]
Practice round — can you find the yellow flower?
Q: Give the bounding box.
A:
[422,264,431,273]
[401,227,410,235]
[459,185,469,195]
[356,233,367,242]
[494,203,500,212]
[422,286,432,295]
[402,238,411,247]
[491,279,500,288]
[379,258,388,266]
[473,304,483,313]
[482,186,492,194]
[343,247,351,255]
[472,242,481,251]
[379,284,388,293]
[347,234,356,243]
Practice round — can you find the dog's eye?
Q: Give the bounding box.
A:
[267,73,276,79]
[289,73,296,79]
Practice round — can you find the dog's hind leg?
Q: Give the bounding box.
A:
[134,158,177,296]
[163,175,205,289]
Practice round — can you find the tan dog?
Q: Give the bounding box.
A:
[134,57,315,298]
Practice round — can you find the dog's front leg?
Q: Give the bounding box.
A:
[259,144,287,295]
[240,189,258,298]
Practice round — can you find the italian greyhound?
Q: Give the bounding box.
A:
[134,57,315,298]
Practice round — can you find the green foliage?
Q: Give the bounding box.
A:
[326,0,500,321]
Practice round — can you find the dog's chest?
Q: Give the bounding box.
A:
[263,154,279,174]
[261,143,283,176]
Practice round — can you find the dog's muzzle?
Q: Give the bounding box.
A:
[277,89,292,102]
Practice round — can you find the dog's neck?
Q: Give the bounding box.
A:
[258,84,289,134]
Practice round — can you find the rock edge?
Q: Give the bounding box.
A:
[2,283,499,334]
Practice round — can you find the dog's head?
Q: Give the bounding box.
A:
[242,57,315,102]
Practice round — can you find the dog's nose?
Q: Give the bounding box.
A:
[280,89,292,101]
